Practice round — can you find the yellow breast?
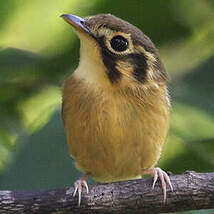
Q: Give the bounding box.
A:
[62,75,169,182]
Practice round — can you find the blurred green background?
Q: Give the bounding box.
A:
[0,0,214,213]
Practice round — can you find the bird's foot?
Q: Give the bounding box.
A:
[142,167,173,202]
[66,175,89,206]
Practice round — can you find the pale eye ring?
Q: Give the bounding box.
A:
[110,35,129,52]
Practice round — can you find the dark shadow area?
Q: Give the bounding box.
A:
[170,55,214,116]
[0,111,82,190]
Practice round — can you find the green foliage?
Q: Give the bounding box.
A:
[0,1,214,213]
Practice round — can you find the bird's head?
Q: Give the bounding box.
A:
[61,14,168,89]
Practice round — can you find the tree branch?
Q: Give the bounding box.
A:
[0,171,214,214]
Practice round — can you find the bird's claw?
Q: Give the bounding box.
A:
[66,179,89,206]
[143,167,173,203]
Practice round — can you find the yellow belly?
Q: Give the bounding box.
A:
[62,77,169,182]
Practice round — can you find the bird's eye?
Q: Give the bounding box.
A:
[110,35,129,52]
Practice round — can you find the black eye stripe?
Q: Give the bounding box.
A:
[97,36,121,83]
[97,36,148,84]
[110,35,129,52]
[130,53,148,82]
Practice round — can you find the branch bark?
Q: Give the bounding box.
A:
[0,171,214,214]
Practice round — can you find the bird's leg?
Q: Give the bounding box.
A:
[142,167,173,202]
[66,174,89,206]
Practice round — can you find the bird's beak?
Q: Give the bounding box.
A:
[61,14,91,35]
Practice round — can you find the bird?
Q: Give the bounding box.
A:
[61,13,173,205]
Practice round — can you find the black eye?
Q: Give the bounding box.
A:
[110,35,129,52]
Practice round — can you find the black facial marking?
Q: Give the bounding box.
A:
[97,36,148,84]
[131,53,148,82]
[98,36,121,84]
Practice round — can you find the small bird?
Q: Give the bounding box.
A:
[61,13,173,205]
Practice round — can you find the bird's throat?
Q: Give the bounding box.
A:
[74,34,111,88]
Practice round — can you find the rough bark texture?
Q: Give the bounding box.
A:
[0,171,214,214]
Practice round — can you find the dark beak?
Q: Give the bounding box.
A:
[61,14,91,35]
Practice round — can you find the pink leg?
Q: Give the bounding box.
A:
[142,167,173,202]
[66,174,89,206]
